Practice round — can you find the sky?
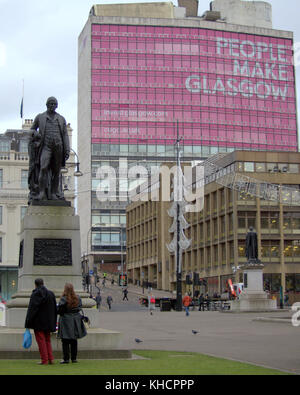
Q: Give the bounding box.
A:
[0,0,300,151]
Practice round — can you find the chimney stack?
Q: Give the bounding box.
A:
[178,0,199,17]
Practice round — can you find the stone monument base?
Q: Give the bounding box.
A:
[230,261,277,312]
[230,291,277,312]
[0,327,131,359]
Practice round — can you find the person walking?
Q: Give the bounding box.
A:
[198,293,205,311]
[148,293,155,315]
[25,278,57,365]
[284,293,290,308]
[183,293,192,316]
[122,288,129,301]
[205,293,211,311]
[107,295,113,310]
[57,283,87,364]
[95,292,102,311]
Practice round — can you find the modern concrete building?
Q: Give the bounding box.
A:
[126,151,300,304]
[0,120,76,301]
[78,1,298,274]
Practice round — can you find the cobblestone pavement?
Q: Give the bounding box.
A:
[90,280,300,375]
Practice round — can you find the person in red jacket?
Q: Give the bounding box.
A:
[182,293,192,316]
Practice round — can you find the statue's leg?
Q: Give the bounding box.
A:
[50,142,63,199]
[38,147,51,200]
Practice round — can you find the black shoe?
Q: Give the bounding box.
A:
[72,360,78,363]
[60,360,69,364]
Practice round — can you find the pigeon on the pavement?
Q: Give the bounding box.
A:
[192,330,199,335]
[135,338,143,343]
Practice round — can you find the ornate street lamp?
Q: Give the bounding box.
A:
[61,148,83,177]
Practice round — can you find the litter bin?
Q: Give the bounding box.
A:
[160,300,171,311]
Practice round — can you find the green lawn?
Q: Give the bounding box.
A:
[0,350,291,375]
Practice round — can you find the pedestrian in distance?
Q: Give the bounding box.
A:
[95,292,102,311]
[205,293,211,311]
[198,293,205,311]
[25,278,57,365]
[122,288,129,301]
[284,293,290,308]
[107,295,113,310]
[57,283,87,364]
[183,293,192,316]
[148,293,155,315]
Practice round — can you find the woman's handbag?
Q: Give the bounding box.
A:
[23,329,32,349]
[80,309,90,330]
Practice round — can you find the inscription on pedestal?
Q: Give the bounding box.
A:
[34,239,72,266]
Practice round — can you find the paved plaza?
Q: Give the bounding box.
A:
[94,282,300,375]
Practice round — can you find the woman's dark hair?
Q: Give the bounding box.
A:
[62,283,79,309]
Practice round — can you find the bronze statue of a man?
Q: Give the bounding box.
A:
[245,226,258,262]
[28,97,70,202]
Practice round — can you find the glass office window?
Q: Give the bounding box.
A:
[21,206,27,221]
[21,170,28,189]
[255,163,266,172]
[19,140,28,153]
[289,164,299,174]
[244,162,254,172]
[0,140,10,152]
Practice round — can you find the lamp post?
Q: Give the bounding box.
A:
[119,224,126,288]
[166,121,191,311]
[85,223,102,294]
[61,148,83,177]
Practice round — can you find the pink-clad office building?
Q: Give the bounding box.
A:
[91,24,296,152]
[78,1,298,268]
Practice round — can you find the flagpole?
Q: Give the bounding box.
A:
[20,79,24,127]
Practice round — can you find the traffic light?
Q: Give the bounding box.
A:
[186,274,192,285]
[193,272,199,285]
[82,276,86,288]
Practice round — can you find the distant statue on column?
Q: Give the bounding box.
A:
[245,226,261,265]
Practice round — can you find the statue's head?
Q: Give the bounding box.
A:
[249,226,254,232]
[46,97,58,113]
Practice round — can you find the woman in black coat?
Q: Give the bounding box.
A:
[57,283,87,364]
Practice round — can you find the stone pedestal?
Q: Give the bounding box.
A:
[230,261,277,312]
[6,203,98,328]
